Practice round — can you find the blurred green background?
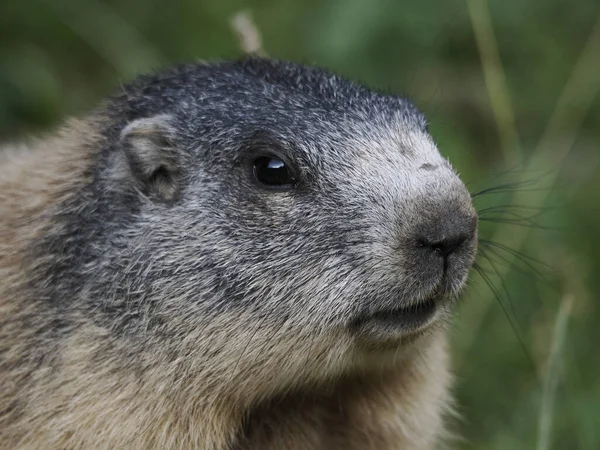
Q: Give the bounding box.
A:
[1,0,598,448]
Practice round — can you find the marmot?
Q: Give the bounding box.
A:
[0,58,478,449]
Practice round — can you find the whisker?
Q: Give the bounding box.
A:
[479,217,559,231]
[477,244,545,283]
[479,208,546,220]
[472,265,537,372]
[477,201,561,231]
[472,186,552,198]
[228,313,270,389]
[478,239,553,271]
[476,204,556,215]
[478,248,518,321]
[469,166,558,199]
[472,261,494,276]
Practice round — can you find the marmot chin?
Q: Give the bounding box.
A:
[0,58,478,449]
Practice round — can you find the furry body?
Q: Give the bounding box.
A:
[0,58,477,449]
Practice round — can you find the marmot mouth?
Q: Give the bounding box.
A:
[367,298,437,327]
[350,297,438,340]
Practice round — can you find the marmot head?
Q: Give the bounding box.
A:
[43,58,477,399]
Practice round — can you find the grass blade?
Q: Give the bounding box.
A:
[537,294,574,450]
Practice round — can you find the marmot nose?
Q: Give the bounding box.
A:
[417,234,468,259]
[414,212,477,261]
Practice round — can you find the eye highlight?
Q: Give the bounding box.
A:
[252,156,296,190]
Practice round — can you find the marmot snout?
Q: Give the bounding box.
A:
[0,57,477,450]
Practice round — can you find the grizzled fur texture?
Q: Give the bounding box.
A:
[0,58,477,449]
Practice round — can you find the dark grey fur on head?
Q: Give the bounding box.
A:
[32,56,477,379]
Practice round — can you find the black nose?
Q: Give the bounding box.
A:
[417,234,469,258]
[414,211,477,261]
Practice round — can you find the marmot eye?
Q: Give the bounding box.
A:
[253,156,296,189]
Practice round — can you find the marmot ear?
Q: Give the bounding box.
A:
[118,114,180,202]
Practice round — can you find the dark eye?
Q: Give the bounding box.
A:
[252,156,296,189]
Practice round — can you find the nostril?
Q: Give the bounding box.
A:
[417,234,468,258]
